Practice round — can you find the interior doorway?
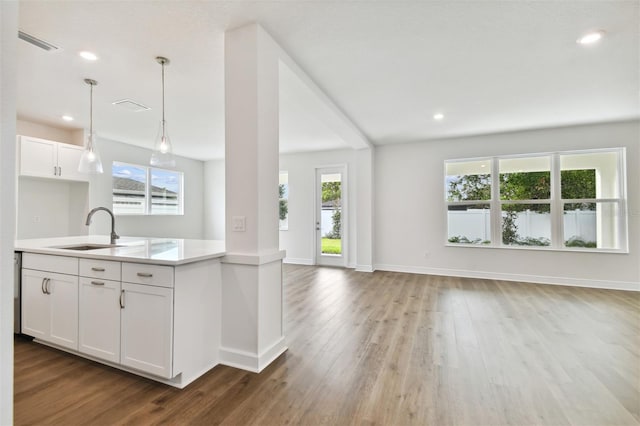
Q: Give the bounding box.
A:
[315,167,346,267]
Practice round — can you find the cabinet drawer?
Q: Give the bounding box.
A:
[122,263,174,288]
[23,253,78,275]
[79,259,121,281]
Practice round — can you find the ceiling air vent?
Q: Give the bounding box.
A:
[18,30,59,51]
[112,99,151,112]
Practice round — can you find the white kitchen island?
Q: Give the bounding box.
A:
[15,236,231,388]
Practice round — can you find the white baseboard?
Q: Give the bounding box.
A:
[220,337,288,373]
[373,263,640,292]
[355,264,374,273]
[283,257,314,265]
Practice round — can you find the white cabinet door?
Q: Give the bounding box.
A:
[79,277,121,363]
[19,136,57,178]
[57,144,88,182]
[21,269,78,350]
[120,282,174,378]
[21,269,50,339]
[46,272,79,350]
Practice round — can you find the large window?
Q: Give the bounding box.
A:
[113,162,184,215]
[445,149,627,251]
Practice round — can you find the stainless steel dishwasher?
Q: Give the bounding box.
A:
[14,251,21,334]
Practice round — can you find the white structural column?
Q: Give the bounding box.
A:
[221,23,286,372]
[0,1,18,422]
[356,147,375,272]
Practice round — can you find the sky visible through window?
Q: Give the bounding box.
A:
[113,163,179,193]
[152,169,180,193]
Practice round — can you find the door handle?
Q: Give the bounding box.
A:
[137,272,153,278]
[45,278,51,295]
[91,267,105,272]
[119,289,125,309]
[41,277,47,294]
[316,221,320,231]
[91,281,105,286]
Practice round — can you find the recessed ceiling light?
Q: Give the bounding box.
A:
[577,30,604,45]
[79,51,98,61]
[433,113,444,121]
[62,115,74,122]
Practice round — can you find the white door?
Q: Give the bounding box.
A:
[19,136,57,178]
[120,282,174,378]
[315,167,346,267]
[47,272,79,350]
[79,277,121,363]
[21,269,50,339]
[57,144,88,182]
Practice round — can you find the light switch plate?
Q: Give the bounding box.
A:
[232,216,246,232]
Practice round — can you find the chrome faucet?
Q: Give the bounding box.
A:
[85,207,120,245]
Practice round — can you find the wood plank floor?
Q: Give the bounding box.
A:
[14,265,640,425]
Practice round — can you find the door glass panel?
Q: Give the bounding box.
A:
[321,173,342,255]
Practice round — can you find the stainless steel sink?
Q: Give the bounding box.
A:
[51,244,123,251]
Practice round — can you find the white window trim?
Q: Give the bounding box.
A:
[445,148,628,253]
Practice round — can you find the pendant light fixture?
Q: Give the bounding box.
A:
[150,56,176,167]
[78,78,104,174]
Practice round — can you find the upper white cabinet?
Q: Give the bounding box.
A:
[18,135,88,182]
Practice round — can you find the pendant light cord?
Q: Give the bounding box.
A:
[161,60,166,137]
[89,82,93,135]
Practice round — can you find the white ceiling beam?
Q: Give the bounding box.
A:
[275,43,372,151]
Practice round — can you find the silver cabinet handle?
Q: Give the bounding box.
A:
[45,278,51,295]
[120,289,125,309]
[91,267,105,272]
[53,166,57,176]
[91,281,104,286]
[137,272,153,278]
[58,166,62,176]
[41,277,46,294]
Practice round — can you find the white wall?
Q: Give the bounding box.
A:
[17,178,88,239]
[87,136,205,239]
[0,1,18,422]
[279,149,358,267]
[204,159,225,240]
[16,119,79,146]
[375,120,640,290]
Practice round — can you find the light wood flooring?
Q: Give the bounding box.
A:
[14,265,640,425]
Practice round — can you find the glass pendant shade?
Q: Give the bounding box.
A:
[150,119,176,167]
[78,131,103,173]
[78,78,103,174]
[151,56,176,168]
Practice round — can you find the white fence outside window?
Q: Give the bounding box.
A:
[448,209,596,242]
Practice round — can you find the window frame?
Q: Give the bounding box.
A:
[112,161,184,216]
[444,148,628,253]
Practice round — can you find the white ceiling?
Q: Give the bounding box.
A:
[17,1,639,161]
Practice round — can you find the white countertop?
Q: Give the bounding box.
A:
[15,235,226,266]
